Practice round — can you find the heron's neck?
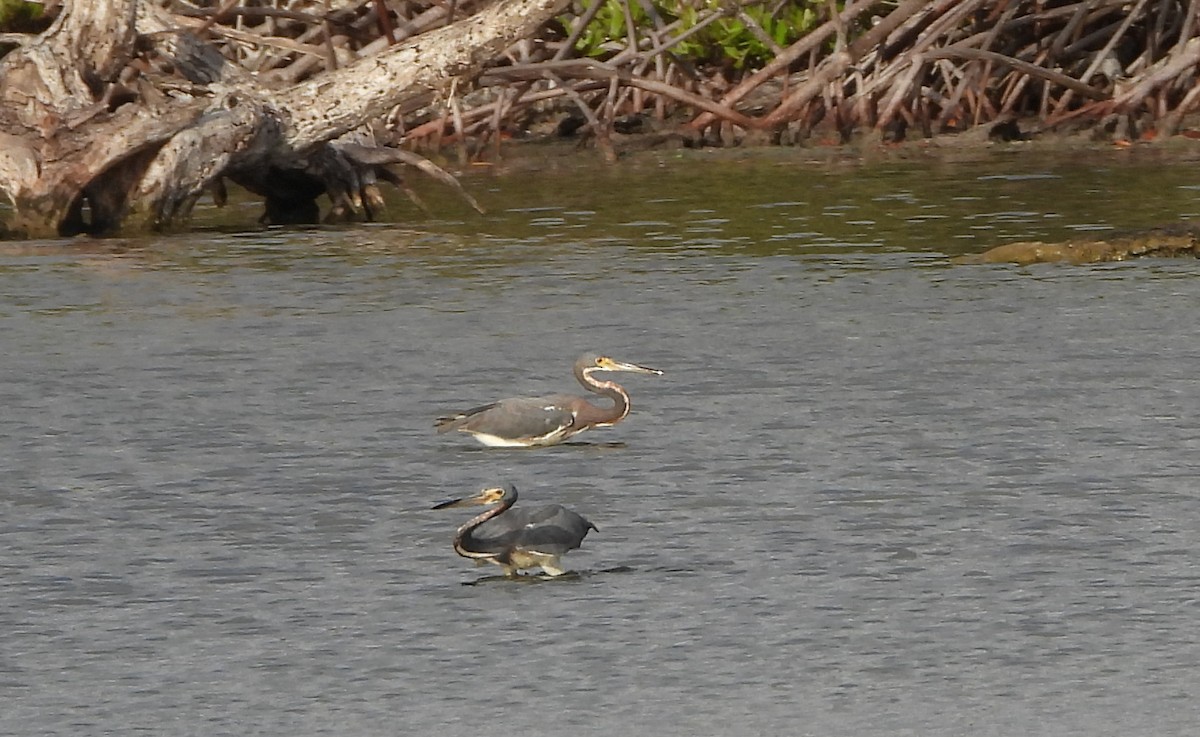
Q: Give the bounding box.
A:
[453,496,514,559]
[577,370,631,426]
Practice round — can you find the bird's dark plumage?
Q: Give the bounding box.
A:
[435,353,662,447]
[433,484,597,576]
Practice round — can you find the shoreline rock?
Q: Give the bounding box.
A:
[952,225,1200,265]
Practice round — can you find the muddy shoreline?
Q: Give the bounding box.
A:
[441,114,1200,176]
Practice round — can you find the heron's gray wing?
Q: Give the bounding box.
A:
[449,396,576,440]
[463,510,530,555]
[512,504,597,555]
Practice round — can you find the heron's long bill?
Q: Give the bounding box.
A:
[431,487,506,509]
[600,358,663,375]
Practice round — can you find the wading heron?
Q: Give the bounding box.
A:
[435,352,663,447]
[432,484,597,577]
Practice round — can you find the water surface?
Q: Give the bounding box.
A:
[3,147,1200,736]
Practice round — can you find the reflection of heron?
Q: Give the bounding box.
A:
[432,485,597,577]
[435,352,663,447]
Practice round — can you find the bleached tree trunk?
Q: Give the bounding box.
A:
[0,0,571,238]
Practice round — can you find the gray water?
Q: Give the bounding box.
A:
[3,148,1200,736]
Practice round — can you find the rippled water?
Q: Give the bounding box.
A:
[3,148,1200,736]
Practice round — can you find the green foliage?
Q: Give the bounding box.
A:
[568,0,821,69]
[0,0,42,32]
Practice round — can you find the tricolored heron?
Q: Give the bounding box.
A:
[435,352,663,447]
[432,484,597,577]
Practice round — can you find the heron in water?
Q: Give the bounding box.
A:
[432,484,597,577]
[435,352,663,447]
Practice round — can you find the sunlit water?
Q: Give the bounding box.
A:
[3,147,1200,736]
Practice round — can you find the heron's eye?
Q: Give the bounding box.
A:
[595,357,607,365]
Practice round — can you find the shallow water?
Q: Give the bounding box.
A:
[3,147,1200,736]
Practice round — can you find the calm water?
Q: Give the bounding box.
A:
[3,148,1200,736]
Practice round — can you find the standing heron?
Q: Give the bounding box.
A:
[435,352,663,447]
[432,484,597,577]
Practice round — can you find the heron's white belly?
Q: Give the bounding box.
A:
[469,433,537,448]
[509,550,563,573]
[466,426,579,447]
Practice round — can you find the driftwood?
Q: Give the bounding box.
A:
[953,226,1200,265]
[392,0,1200,148]
[0,0,569,237]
